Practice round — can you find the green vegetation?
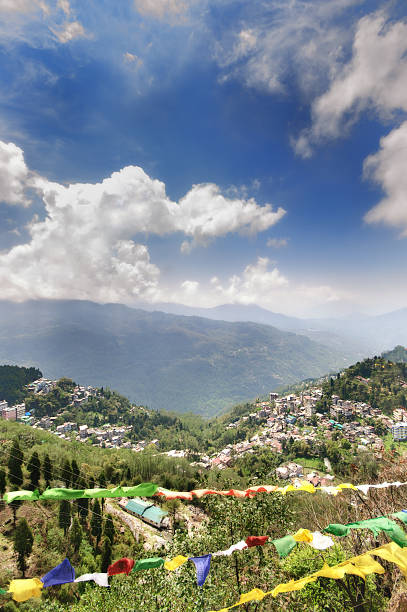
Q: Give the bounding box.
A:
[0,365,42,405]
[382,345,407,363]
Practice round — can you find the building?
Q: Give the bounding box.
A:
[124,498,168,529]
[392,423,407,441]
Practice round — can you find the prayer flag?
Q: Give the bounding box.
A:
[107,557,135,576]
[189,554,212,586]
[75,573,110,587]
[133,558,165,571]
[42,558,75,587]
[8,578,43,602]
[245,535,269,547]
[164,555,188,571]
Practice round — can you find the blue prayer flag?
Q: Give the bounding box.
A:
[41,558,75,587]
[189,554,211,586]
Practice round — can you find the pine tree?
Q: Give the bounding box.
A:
[99,472,106,513]
[10,499,21,528]
[90,499,102,547]
[13,518,33,577]
[100,537,112,573]
[43,454,52,488]
[61,459,72,487]
[69,517,83,555]
[27,452,41,490]
[71,460,80,488]
[59,499,71,535]
[8,440,23,487]
[104,514,115,545]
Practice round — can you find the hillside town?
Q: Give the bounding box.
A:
[2,375,407,483]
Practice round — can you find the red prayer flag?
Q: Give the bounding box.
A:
[245,536,269,548]
[107,557,135,576]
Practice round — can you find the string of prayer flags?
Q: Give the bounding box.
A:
[41,558,75,587]
[164,555,189,571]
[107,557,135,576]
[324,516,407,548]
[189,554,212,586]
[272,530,334,558]
[133,558,165,572]
[6,479,407,504]
[209,542,407,611]
[8,578,43,603]
[75,573,110,587]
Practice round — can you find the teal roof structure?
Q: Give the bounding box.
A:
[125,497,168,526]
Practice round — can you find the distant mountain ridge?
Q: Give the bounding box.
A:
[0,299,353,416]
[140,302,407,355]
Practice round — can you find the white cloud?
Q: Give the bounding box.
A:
[0,141,31,206]
[0,141,284,302]
[267,237,287,248]
[50,20,86,43]
[57,0,70,16]
[0,0,46,13]
[133,0,188,20]
[167,256,342,317]
[215,0,359,94]
[363,121,407,236]
[295,12,407,155]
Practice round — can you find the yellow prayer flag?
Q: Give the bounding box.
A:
[8,578,43,602]
[371,542,407,577]
[164,555,188,571]
[293,528,313,543]
[336,483,357,491]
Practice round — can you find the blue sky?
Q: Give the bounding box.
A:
[0,0,406,317]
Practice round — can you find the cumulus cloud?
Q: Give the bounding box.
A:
[267,237,287,248]
[0,141,284,302]
[295,12,407,155]
[0,141,32,206]
[167,256,341,316]
[363,121,407,236]
[215,0,358,94]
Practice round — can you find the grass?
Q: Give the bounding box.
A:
[292,456,325,472]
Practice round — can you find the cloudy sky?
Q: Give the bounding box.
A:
[0,0,406,317]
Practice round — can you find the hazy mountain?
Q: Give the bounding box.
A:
[142,302,407,355]
[0,299,353,416]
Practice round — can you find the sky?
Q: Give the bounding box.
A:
[0,0,406,318]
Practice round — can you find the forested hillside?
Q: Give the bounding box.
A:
[0,300,353,415]
[0,365,42,405]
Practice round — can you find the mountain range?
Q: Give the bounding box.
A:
[0,299,354,416]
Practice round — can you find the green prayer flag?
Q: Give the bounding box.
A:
[3,490,39,503]
[84,486,125,499]
[393,511,407,526]
[0,587,7,594]
[324,517,407,547]
[122,483,159,497]
[272,535,297,558]
[40,488,85,500]
[133,557,165,571]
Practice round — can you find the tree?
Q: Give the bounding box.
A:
[100,538,112,573]
[9,499,21,528]
[90,499,102,548]
[69,517,83,555]
[43,454,52,488]
[59,499,71,535]
[27,451,41,489]
[61,459,72,487]
[104,514,115,545]
[71,460,80,488]
[13,518,33,577]
[8,440,23,487]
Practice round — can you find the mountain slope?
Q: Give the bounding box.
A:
[0,300,352,415]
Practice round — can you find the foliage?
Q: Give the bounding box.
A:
[0,365,41,405]
[13,518,33,577]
